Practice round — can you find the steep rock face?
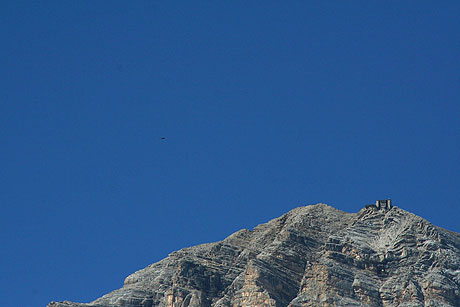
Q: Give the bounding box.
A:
[48,204,460,307]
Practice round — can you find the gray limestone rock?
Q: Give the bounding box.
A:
[48,203,460,307]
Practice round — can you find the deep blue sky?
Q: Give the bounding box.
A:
[1,2,460,306]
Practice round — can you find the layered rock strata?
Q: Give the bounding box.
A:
[48,203,460,307]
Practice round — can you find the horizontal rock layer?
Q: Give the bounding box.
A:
[48,204,460,307]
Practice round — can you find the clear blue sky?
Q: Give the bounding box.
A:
[1,2,459,306]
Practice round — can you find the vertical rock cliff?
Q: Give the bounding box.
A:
[48,203,460,307]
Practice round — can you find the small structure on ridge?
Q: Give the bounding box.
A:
[365,199,392,210]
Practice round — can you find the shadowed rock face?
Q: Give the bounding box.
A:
[48,204,460,307]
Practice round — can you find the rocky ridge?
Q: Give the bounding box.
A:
[48,203,460,307]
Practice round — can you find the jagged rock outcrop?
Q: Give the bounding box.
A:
[48,203,460,307]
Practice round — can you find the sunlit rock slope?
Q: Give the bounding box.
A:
[48,202,460,307]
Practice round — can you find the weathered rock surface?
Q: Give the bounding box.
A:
[48,203,460,307]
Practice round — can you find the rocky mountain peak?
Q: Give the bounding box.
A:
[48,201,460,307]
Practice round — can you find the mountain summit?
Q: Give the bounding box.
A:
[48,202,460,307]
